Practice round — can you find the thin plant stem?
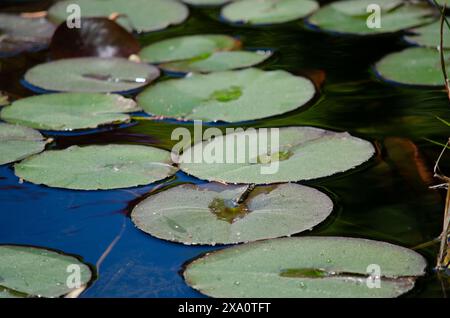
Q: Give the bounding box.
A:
[432,1,450,271]
[438,186,450,269]
[439,5,450,98]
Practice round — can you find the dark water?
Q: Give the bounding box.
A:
[1,0,450,297]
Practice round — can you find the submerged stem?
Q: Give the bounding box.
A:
[438,185,450,269]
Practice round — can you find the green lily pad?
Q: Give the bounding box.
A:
[0,123,47,165]
[221,0,319,25]
[331,0,403,15]
[183,237,427,298]
[15,144,177,190]
[179,126,375,184]
[1,93,140,131]
[48,0,189,33]
[131,183,333,245]
[160,50,272,73]
[140,34,239,64]
[0,245,93,298]
[137,68,315,122]
[0,13,56,56]
[375,47,446,86]
[405,20,450,48]
[308,0,435,35]
[182,0,234,5]
[24,57,160,93]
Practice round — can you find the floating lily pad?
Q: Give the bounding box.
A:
[15,144,177,190]
[221,0,319,25]
[183,237,427,298]
[48,0,189,33]
[1,93,140,131]
[405,20,450,48]
[160,50,272,73]
[331,0,403,15]
[182,0,234,6]
[375,47,446,86]
[24,57,160,93]
[140,34,239,64]
[131,183,333,245]
[0,245,93,298]
[179,126,375,184]
[308,0,435,35]
[137,68,315,122]
[0,13,56,56]
[0,123,47,165]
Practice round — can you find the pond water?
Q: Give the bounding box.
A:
[1,0,450,297]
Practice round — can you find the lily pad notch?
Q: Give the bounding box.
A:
[131,183,334,245]
[183,236,427,298]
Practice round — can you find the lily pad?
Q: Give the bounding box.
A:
[160,50,272,73]
[137,68,315,122]
[221,0,319,25]
[308,0,435,35]
[15,144,177,190]
[48,0,189,33]
[1,93,140,131]
[179,126,375,184]
[182,0,234,6]
[131,183,333,245]
[0,13,56,56]
[375,47,446,86]
[140,34,239,64]
[405,20,450,48]
[331,0,402,15]
[24,57,160,93]
[0,245,92,298]
[183,237,427,298]
[0,123,47,165]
